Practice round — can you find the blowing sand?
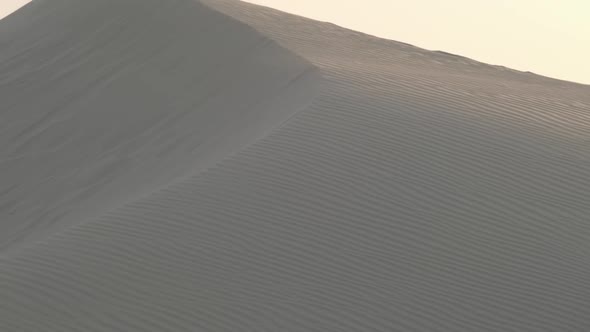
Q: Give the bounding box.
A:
[1,0,590,330]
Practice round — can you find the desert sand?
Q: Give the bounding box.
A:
[1,0,590,330]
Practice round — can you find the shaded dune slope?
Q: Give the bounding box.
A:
[0,0,319,251]
[2,0,590,331]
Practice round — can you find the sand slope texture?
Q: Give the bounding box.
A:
[1,0,590,330]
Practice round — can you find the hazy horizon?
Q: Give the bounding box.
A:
[1,0,589,85]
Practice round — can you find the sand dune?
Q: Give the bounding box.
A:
[0,0,318,252]
[1,0,590,330]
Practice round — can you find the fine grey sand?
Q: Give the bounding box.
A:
[1,0,590,331]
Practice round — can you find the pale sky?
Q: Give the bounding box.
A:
[0,0,30,19]
[245,0,590,85]
[1,0,588,84]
